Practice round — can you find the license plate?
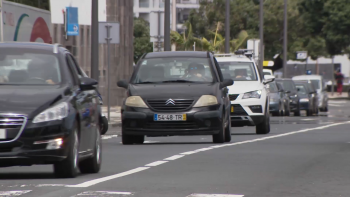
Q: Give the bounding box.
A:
[0,129,6,139]
[154,114,186,121]
[231,106,234,112]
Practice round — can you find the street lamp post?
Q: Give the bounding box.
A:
[283,0,288,78]
[91,0,99,82]
[259,0,264,74]
[164,0,171,51]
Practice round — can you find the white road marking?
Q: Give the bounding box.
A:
[194,147,213,152]
[187,194,244,197]
[145,161,168,167]
[35,184,66,187]
[328,100,346,104]
[102,135,118,140]
[65,121,350,188]
[301,119,314,121]
[76,191,133,196]
[164,155,184,161]
[0,190,31,196]
[328,104,341,107]
[66,167,149,188]
[144,141,159,143]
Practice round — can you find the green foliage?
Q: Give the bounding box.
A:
[133,17,153,64]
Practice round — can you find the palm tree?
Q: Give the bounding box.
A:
[170,22,202,51]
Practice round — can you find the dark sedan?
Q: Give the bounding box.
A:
[0,42,102,178]
[294,81,318,116]
[276,78,301,116]
[117,51,233,144]
[268,81,290,116]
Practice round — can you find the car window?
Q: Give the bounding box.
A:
[132,57,214,84]
[267,82,278,93]
[296,84,307,94]
[218,62,258,81]
[213,58,223,82]
[278,81,297,92]
[0,48,61,85]
[310,79,320,89]
[68,54,88,78]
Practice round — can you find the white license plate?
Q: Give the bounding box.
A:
[0,129,6,139]
[154,114,187,121]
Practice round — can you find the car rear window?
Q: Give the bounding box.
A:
[278,80,297,92]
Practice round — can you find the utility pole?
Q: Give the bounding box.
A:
[259,0,264,74]
[0,0,3,42]
[283,0,287,78]
[225,0,230,53]
[171,0,176,51]
[91,0,99,82]
[164,0,171,51]
[331,56,335,96]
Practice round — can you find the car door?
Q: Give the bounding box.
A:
[213,57,230,118]
[66,54,93,153]
[68,54,99,151]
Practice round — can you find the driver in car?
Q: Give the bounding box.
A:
[27,60,57,84]
[183,62,210,82]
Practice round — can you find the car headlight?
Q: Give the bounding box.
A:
[300,98,309,102]
[125,96,148,108]
[33,102,69,123]
[193,95,218,107]
[242,90,262,99]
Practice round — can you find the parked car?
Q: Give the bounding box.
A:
[117,51,233,144]
[292,75,328,112]
[276,78,301,116]
[268,81,290,116]
[215,50,275,134]
[294,81,317,116]
[0,42,102,178]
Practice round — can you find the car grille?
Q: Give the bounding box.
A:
[229,94,239,101]
[146,99,194,111]
[0,114,26,142]
[230,104,248,116]
[144,121,198,130]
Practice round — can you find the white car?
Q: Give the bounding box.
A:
[292,75,328,112]
[215,51,275,134]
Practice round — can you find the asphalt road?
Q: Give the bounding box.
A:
[1,99,350,197]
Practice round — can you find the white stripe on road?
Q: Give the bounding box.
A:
[328,100,347,104]
[328,104,341,107]
[67,167,149,188]
[0,191,31,196]
[145,161,168,167]
[102,135,118,140]
[76,191,133,196]
[301,119,314,121]
[164,155,185,160]
[66,121,350,188]
[187,194,244,197]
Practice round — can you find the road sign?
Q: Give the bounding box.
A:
[98,22,120,44]
[66,7,79,36]
[296,51,307,60]
[306,70,312,75]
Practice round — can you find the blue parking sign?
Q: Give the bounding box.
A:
[306,70,312,75]
[66,7,79,36]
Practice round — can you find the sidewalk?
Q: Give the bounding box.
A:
[101,106,121,127]
[327,92,349,100]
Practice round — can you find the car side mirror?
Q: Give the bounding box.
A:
[117,79,129,89]
[263,75,275,85]
[80,77,98,91]
[220,79,234,89]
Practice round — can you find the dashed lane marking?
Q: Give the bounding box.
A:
[74,191,133,196]
[145,161,168,167]
[0,190,31,196]
[64,121,350,188]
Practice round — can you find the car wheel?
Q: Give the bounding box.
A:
[306,108,312,116]
[224,118,231,142]
[100,116,108,135]
[213,113,225,143]
[54,125,79,178]
[79,126,102,174]
[315,107,319,115]
[324,106,328,112]
[256,107,270,135]
[294,103,301,116]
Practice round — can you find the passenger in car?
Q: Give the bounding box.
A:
[186,62,210,82]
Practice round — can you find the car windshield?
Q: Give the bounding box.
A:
[132,57,214,84]
[218,62,258,81]
[0,48,61,85]
[310,79,320,89]
[296,84,307,94]
[263,72,271,76]
[278,81,297,92]
[267,82,278,93]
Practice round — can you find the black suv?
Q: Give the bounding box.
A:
[0,42,102,178]
[117,51,233,144]
[276,78,301,116]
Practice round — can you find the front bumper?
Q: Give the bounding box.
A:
[122,105,222,136]
[0,120,72,166]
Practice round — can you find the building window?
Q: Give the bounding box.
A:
[159,0,164,8]
[139,0,149,8]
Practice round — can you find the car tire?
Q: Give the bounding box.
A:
[294,103,301,116]
[224,118,231,142]
[100,116,108,135]
[54,125,79,178]
[256,107,270,135]
[315,107,319,115]
[306,109,312,116]
[79,126,102,174]
[324,106,328,112]
[213,113,225,143]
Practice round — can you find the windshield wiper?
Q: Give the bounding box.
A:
[161,80,195,83]
[136,81,157,84]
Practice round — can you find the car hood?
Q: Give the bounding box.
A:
[0,85,68,117]
[228,81,262,94]
[129,83,220,99]
[298,93,309,99]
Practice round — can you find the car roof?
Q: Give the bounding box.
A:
[0,42,66,54]
[292,75,323,80]
[143,51,209,59]
[215,55,253,63]
[276,78,292,81]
